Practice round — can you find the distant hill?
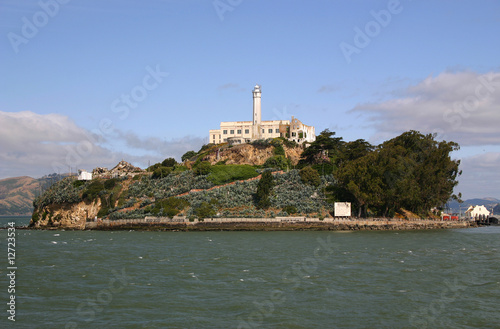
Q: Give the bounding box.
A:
[446,198,499,214]
[0,176,40,216]
[0,174,70,216]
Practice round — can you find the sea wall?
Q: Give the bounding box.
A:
[83,217,476,231]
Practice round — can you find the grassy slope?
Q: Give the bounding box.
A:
[0,176,40,215]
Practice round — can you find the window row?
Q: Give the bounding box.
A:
[221,128,280,135]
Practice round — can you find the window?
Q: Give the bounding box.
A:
[230,130,234,134]
[212,135,215,140]
[237,129,242,134]
[275,129,279,133]
[262,129,264,133]
[268,129,273,133]
[223,130,227,134]
[292,132,296,137]
[245,129,249,134]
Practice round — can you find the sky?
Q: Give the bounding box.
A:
[1,0,499,200]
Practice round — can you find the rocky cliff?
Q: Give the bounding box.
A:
[201,143,303,166]
[31,199,101,229]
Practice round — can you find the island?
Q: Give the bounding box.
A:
[29,130,475,231]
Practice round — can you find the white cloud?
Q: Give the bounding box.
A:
[456,152,500,200]
[0,111,118,178]
[352,71,500,146]
[0,111,204,179]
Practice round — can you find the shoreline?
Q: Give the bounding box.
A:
[25,218,477,231]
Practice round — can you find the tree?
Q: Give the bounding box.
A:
[152,166,172,179]
[161,158,177,167]
[182,151,197,162]
[299,166,321,187]
[255,170,274,209]
[299,129,343,168]
[334,130,461,217]
[338,139,374,165]
[335,152,384,217]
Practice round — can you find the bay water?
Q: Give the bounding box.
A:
[1,216,499,328]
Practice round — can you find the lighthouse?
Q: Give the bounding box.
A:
[252,84,262,139]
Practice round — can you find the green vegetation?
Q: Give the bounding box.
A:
[182,150,197,162]
[194,199,218,219]
[207,164,259,185]
[151,197,189,218]
[161,158,177,167]
[152,166,172,179]
[263,155,291,171]
[255,170,274,209]
[299,129,461,217]
[194,161,211,176]
[299,166,321,187]
[82,180,105,202]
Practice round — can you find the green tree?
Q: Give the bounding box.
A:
[299,129,343,167]
[338,139,374,166]
[255,170,274,209]
[299,166,321,187]
[161,158,177,167]
[152,166,172,179]
[335,151,384,217]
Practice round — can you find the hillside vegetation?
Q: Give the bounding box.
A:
[30,132,462,227]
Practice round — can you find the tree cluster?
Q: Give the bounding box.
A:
[300,129,461,217]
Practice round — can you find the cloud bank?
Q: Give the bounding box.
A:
[352,71,500,146]
[0,111,204,179]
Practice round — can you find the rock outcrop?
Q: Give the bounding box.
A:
[92,160,144,178]
[202,143,303,166]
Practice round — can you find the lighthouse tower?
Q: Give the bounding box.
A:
[252,84,262,140]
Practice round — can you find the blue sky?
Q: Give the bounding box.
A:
[1,0,499,200]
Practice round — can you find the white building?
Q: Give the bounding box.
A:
[209,85,315,145]
[78,170,92,181]
[465,205,490,219]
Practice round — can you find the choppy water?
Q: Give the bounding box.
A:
[1,216,499,328]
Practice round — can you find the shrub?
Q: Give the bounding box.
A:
[82,181,105,202]
[270,140,285,156]
[281,138,298,148]
[152,166,172,179]
[182,150,197,162]
[194,201,216,219]
[282,205,297,214]
[72,180,86,188]
[263,155,291,171]
[299,166,321,187]
[104,178,119,190]
[194,161,211,176]
[152,197,189,218]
